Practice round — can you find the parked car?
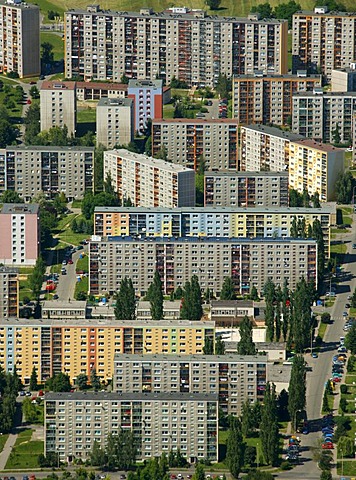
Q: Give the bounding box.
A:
[322,443,334,449]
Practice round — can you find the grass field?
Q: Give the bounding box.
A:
[77,106,97,123]
[5,429,43,470]
[318,321,328,340]
[74,275,88,298]
[40,32,65,61]
[0,434,9,454]
[76,254,89,273]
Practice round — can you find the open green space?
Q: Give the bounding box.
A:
[0,434,9,454]
[5,429,43,469]
[77,106,97,124]
[71,200,82,208]
[40,32,65,61]
[345,375,356,384]
[76,254,89,273]
[337,460,356,476]
[74,275,88,299]
[19,276,36,303]
[318,321,328,340]
[162,103,175,119]
[330,243,347,256]
[52,213,88,247]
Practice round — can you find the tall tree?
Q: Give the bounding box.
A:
[203,336,214,355]
[28,256,46,300]
[0,190,24,203]
[241,400,255,437]
[260,383,279,466]
[288,355,306,431]
[289,277,313,352]
[46,372,71,392]
[90,368,101,391]
[215,336,226,355]
[220,277,236,300]
[180,276,203,320]
[114,278,136,320]
[345,324,356,354]
[237,316,256,355]
[29,366,38,391]
[146,271,164,320]
[206,0,221,10]
[281,280,290,342]
[312,219,325,282]
[226,417,245,479]
[335,171,355,204]
[76,373,88,390]
[89,440,106,467]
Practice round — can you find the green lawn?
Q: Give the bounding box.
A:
[330,243,347,255]
[76,254,89,273]
[40,32,64,61]
[162,103,175,119]
[19,276,36,303]
[0,434,9,454]
[5,429,44,469]
[71,199,82,208]
[337,460,356,476]
[345,375,356,384]
[318,321,328,340]
[77,106,97,123]
[53,213,88,247]
[74,275,88,299]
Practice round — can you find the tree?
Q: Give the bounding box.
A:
[288,355,306,431]
[332,123,341,144]
[335,171,355,204]
[203,336,214,355]
[29,86,40,99]
[114,278,136,320]
[289,277,313,352]
[0,118,17,147]
[206,0,221,10]
[29,366,38,391]
[90,440,106,467]
[24,103,40,145]
[244,446,257,466]
[241,401,255,437]
[105,430,137,470]
[220,277,236,300]
[312,192,321,208]
[274,0,301,28]
[244,471,274,480]
[146,271,164,320]
[260,383,279,466]
[215,73,232,99]
[41,42,54,64]
[322,390,331,413]
[345,324,356,354]
[180,276,203,321]
[215,336,225,355]
[312,219,325,282]
[289,189,303,207]
[46,372,71,392]
[320,471,332,480]
[226,417,245,478]
[28,256,46,299]
[251,3,273,18]
[90,368,101,391]
[193,463,205,480]
[321,312,331,324]
[0,190,24,203]
[237,316,256,355]
[338,436,354,457]
[76,373,88,390]
[250,286,259,301]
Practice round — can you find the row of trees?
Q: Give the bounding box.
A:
[44,369,101,392]
[0,366,22,433]
[89,432,136,470]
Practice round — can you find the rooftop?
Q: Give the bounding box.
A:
[0,266,18,274]
[76,81,128,91]
[41,81,76,91]
[242,124,304,141]
[3,145,94,152]
[153,118,238,125]
[42,301,87,310]
[1,203,39,214]
[293,91,356,97]
[204,170,288,178]
[105,149,194,173]
[294,9,356,17]
[293,139,344,153]
[0,0,39,10]
[97,97,133,107]
[211,300,254,308]
[234,73,321,80]
[128,79,163,89]
[114,353,267,362]
[45,391,219,402]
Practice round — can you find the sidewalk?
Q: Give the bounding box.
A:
[0,432,17,470]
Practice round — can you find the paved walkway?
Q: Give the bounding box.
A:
[0,432,17,470]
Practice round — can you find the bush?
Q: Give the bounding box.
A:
[321,312,331,324]
[340,397,347,413]
[340,384,348,394]
[280,461,292,470]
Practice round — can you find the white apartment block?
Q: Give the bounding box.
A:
[0,0,40,78]
[152,119,238,170]
[289,140,344,202]
[40,81,77,136]
[331,68,356,92]
[239,125,304,171]
[0,146,94,200]
[96,98,134,149]
[292,8,356,81]
[104,149,195,208]
[45,392,219,463]
[292,91,356,144]
[64,6,288,87]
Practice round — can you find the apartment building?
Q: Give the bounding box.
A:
[232,72,321,126]
[76,81,127,101]
[151,119,238,170]
[0,0,40,78]
[204,171,289,207]
[40,81,77,136]
[113,354,267,415]
[0,203,39,266]
[64,6,288,87]
[0,318,214,382]
[45,392,218,463]
[128,79,163,133]
[292,7,356,81]
[353,113,356,165]
[239,125,304,171]
[93,206,333,255]
[96,98,134,149]
[289,140,344,201]
[104,149,195,207]
[89,236,318,297]
[0,146,94,200]
[292,91,356,143]
[0,266,18,318]
[331,68,356,92]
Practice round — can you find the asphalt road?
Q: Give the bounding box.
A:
[54,248,87,302]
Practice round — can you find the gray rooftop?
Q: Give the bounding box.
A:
[267,363,292,384]
[211,300,254,308]
[0,266,18,274]
[293,91,356,98]
[128,79,163,89]
[0,0,39,10]
[242,124,305,141]
[114,353,267,362]
[204,170,289,178]
[45,391,218,402]
[97,97,133,107]
[1,203,39,214]
[2,145,94,152]
[42,301,87,310]
[294,9,356,16]
[234,73,321,80]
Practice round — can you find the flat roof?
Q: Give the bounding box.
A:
[293,91,356,97]
[0,266,18,274]
[204,170,289,178]
[45,391,219,401]
[293,139,344,153]
[234,73,321,80]
[42,301,87,310]
[94,205,334,214]
[0,318,214,328]
[1,203,39,214]
[128,79,163,89]
[76,81,128,91]
[2,146,94,152]
[294,9,356,17]
[211,300,254,308]
[97,97,133,107]
[137,300,181,309]
[105,149,194,173]
[114,353,267,362]
[41,81,76,91]
[0,0,39,10]
[242,124,305,141]
[153,118,238,125]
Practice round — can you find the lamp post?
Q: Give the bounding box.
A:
[352,185,356,207]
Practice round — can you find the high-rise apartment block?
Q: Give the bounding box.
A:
[292,91,356,143]
[0,204,39,266]
[93,206,333,254]
[64,6,288,87]
[241,125,303,172]
[89,236,318,297]
[204,171,289,207]
[0,146,94,200]
[331,68,356,92]
[292,7,356,80]
[96,98,134,149]
[0,0,40,78]
[0,267,18,318]
[45,392,219,463]
[289,140,344,201]
[128,79,163,133]
[152,119,238,170]
[40,81,77,136]
[104,149,195,208]
[232,73,321,126]
[0,318,214,383]
[113,354,267,415]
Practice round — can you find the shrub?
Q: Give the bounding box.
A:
[340,384,348,394]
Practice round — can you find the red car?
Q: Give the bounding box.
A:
[332,377,341,382]
[68,259,73,264]
[27,99,32,104]
[322,443,334,449]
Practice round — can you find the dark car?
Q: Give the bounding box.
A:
[53,294,59,300]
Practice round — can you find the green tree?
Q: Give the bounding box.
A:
[29,86,40,99]
[215,336,225,355]
[250,286,259,301]
[345,324,356,354]
[28,256,46,299]
[251,3,273,18]
[312,219,325,282]
[89,440,106,467]
[322,390,331,413]
[94,145,106,192]
[180,276,203,320]
[332,123,341,144]
[289,189,303,207]
[215,73,232,99]
[29,366,38,391]
[41,42,54,64]
[90,368,101,391]
[274,0,301,28]
[260,383,279,466]
[237,316,256,355]
[312,192,321,208]
[335,171,355,204]
[206,0,221,10]
[289,277,313,352]
[193,463,205,480]
[0,118,17,147]
[288,355,306,431]
[281,280,290,342]
[203,336,214,355]
[114,278,136,320]
[320,471,332,480]
[338,436,354,457]
[321,312,331,324]
[241,400,255,437]
[146,271,164,320]
[220,276,236,300]
[226,417,245,478]
[24,103,40,145]
[46,372,71,392]
[244,446,257,466]
[244,471,274,480]
[76,373,88,390]
[0,190,24,203]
